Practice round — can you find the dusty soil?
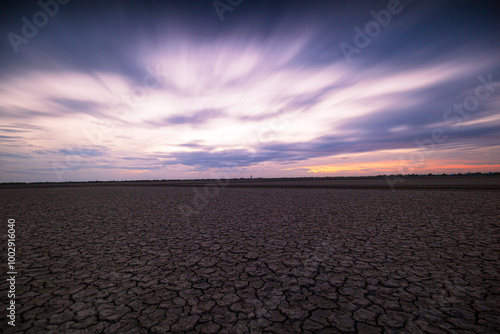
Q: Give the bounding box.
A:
[1,186,499,333]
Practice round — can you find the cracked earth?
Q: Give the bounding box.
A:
[1,186,499,333]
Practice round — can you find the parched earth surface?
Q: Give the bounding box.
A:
[1,186,499,333]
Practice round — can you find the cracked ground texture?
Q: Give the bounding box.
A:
[1,186,499,333]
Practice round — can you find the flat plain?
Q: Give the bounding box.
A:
[1,178,499,333]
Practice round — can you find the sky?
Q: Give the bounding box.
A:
[0,0,499,182]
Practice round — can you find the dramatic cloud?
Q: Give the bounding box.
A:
[0,0,499,181]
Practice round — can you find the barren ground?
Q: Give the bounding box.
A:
[1,184,499,333]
